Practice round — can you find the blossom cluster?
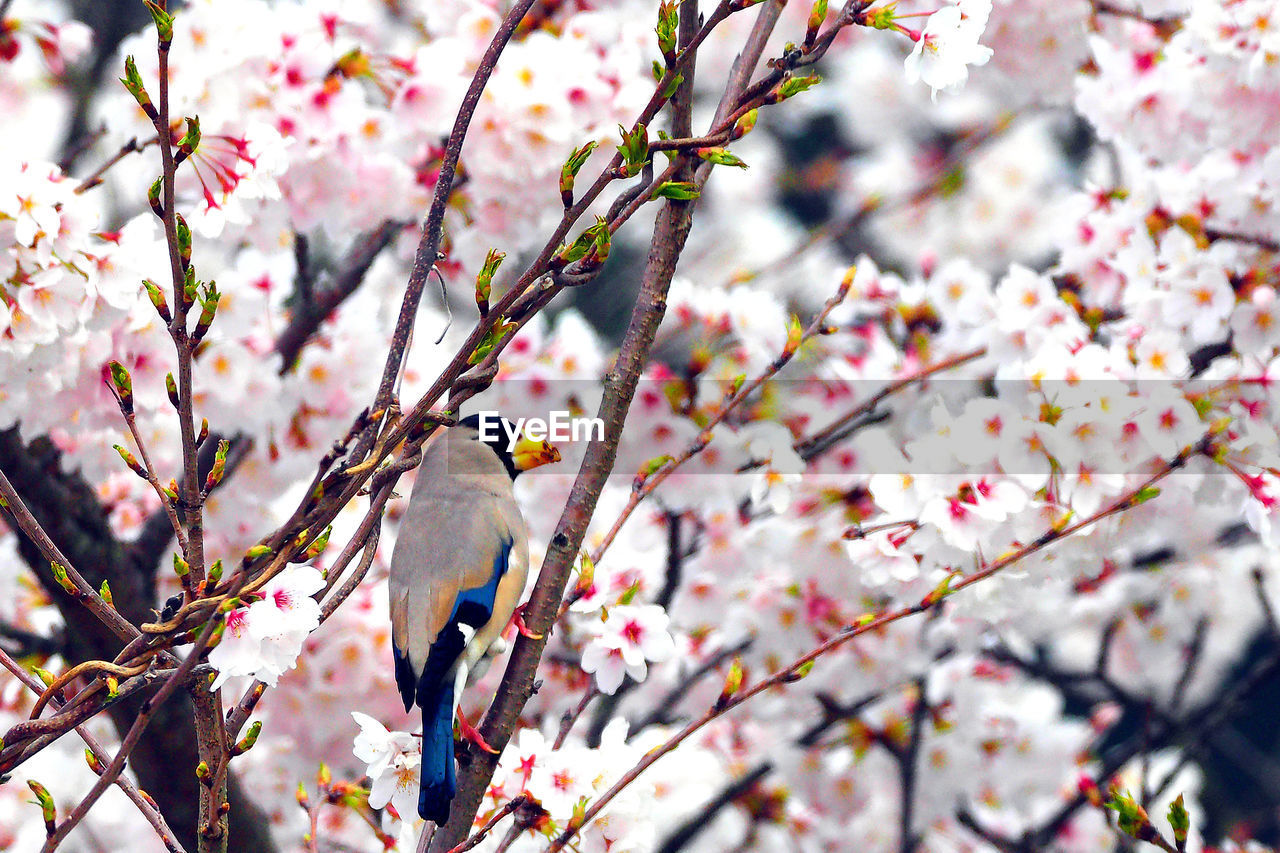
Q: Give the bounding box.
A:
[207,565,325,690]
[351,711,730,853]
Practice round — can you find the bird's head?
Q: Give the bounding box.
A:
[459,412,562,479]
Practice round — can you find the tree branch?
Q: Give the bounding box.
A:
[430,126,701,853]
[0,430,277,853]
[275,219,407,374]
[0,647,187,853]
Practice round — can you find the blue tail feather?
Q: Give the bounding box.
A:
[418,683,456,823]
[410,539,514,823]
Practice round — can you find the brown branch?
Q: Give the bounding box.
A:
[318,518,383,622]
[381,0,742,391]
[275,219,407,374]
[144,14,208,592]
[446,796,528,853]
[724,115,1019,290]
[553,686,599,750]
[39,605,223,852]
[119,402,189,556]
[578,281,849,579]
[429,122,702,853]
[0,647,187,852]
[0,669,158,769]
[636,638,752,731]
[0,621,63,657]
[142,18,229,848]
[0,463,140,644]
[794,347,988,461]
[28,658,149,721]
[1204,226,1280,254]
[74,135,156,194]
[1089,0,1185,30]
[358,0,543,458]
[222,680,267,747]
[897,677,928,853]
[656,763,771,853]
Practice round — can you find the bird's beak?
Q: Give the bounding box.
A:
[512,435,561,471]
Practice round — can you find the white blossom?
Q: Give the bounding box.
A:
[208,565,323,690]
[903,1,994,100]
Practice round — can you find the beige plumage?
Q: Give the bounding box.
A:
[385,414,557,823]
[389,423,529,687]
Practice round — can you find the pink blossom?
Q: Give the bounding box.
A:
[581,604,677,694]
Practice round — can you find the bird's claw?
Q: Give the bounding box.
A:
[456,707,499,754]
[512,604,543,640]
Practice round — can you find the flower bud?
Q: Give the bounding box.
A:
[107,361,134,412]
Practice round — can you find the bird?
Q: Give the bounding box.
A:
[388,412,560,824]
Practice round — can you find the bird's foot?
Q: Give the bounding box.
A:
[511,603,543,640]
[456,707,499,754]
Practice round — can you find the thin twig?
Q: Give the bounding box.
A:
[636,638,752,731]
[359,0,543,460]
[146,12,208,590]
[0,470,140,643]
[0,621,63,657]
[275,219,406,374]
[1254,567,1279,636]
[40,605,225,852]
[74,135,156,194]
[223,682,266,744]
[446,796,527,853]
[318,518,382,622]
[723,116,1018,290]
[28,659,149,720]
[1089,0,1185,29]
[553,687,598,750]
[576,282,850,582]
[656,764,771,853]
[1167,617,1207,716]
[795,347,988,461]
[1204,226,1280,254]
[120,406,189,555]
[897,677,928,853]
[0,647,187,852]
[0,670,157,772]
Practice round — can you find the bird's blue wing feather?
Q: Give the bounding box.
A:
[414,537,512,821]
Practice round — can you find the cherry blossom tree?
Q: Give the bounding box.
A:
[2,0,1279,852]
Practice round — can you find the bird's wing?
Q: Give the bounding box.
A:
[464,496,530,669]
[388,432,529,709]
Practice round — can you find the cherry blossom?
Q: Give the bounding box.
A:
[208,565,324,690]
[580,604,677,694]
[351,712,422,820]
[903,1,995,100]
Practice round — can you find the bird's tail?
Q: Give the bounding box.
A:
[418,684,456,823]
